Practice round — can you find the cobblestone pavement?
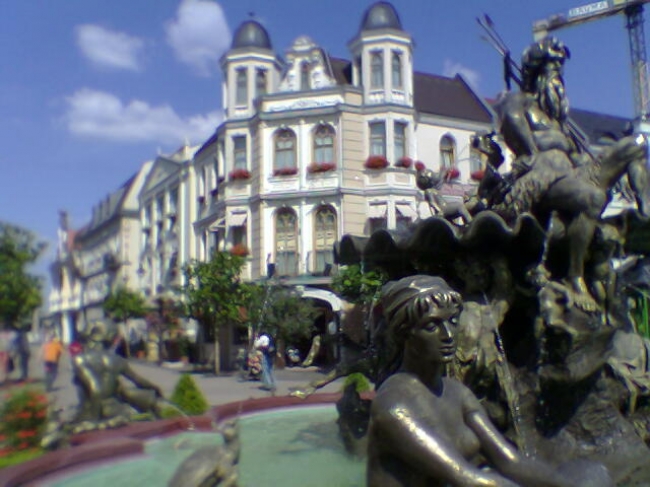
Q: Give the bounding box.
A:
[1,346,345,419]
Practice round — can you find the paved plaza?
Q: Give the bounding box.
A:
[2,346,345,419]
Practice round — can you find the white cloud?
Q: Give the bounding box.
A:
[165,0,231,77]
[63,88,221,145]
[443,60,481,91]
[76,24,145,72]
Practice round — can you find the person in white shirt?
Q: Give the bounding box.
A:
[254,332,276,392]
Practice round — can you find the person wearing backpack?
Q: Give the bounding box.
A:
[254,332,276,392]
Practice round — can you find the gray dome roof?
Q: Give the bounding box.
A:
[231,20,272,50]
[360,2,403,32]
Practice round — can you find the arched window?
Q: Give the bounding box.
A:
[391,52,402,89]
[314,206,337,274]
[256,69,267,97]
[313,125,335,163]
[274,129,297,171]
[469,146,483,173]
[235,68,248,106]
[275,209,298,276]
[440,135,456,169]
[301,62,310,91]
[371,52,383,88]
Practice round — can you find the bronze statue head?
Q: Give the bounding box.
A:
[521,36,570,121]
[382,275,462,364]
[86,321,117,349]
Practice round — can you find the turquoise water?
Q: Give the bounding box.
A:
[49,406,365,487]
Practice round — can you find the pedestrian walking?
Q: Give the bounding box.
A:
[12,329,31,382]
[254,332,277,392]
[42,334,64,391]
[0,328,16,384]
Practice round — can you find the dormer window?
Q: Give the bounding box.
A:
[236,68,248,106]
[301,62,310,91]
[371,52,383,89]
[392,52,402,89]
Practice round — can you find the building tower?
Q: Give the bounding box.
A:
[220,19,281,121]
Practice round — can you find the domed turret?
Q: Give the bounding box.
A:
[359,2,403,32]
[231,20,272,50]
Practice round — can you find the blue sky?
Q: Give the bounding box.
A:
[0,0,637,281]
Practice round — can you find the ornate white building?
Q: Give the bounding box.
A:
[196,2,493,278]
[47,161,152,342]
[138,145,199,297]
[188,2,494,367]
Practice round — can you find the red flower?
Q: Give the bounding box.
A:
[394,157,413,169]
[307,161,336,174]
[364,155,389,169]
[272,167,298,177]
[470,169,485,181]
[444,167,460,180]
[0,448,11,457]
[229,168,251,181]
[415,161,426,172]
[17,430,36,438]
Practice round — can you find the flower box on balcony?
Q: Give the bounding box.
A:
[272,167,298,177]
[415,161,426,172]
[364,155,389,170]
[307,161,336,174]
[394,157,413,169]
[210,188,219,197]
[470,169,485,181]
[229,169,251,181]
[230,243,249,257]
[444,167,460,181]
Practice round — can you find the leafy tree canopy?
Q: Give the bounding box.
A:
[103,286,148,324]
[246,283,319,344]
[182,251,248,331]
[0,222,46,328]
[331,264,386,305]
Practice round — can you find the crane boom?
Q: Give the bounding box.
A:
[533,0,650,122]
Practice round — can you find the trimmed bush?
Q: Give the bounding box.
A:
[342,373,372,394]
[169,374,209,415]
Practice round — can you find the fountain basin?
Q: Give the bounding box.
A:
[1,393,370,487]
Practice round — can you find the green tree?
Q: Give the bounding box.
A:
[247,283,319,356]
[331,264,385,305]
[182,251,247,374]
[103,286,148,357]
[0,222,46,329]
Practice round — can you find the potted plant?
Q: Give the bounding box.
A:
[364,155,389,170]
[272,167,299,177]
[307,161,336,174]
[230,243,250,257]
[415,161,426,172]
[394,157,413,169]
[444,166,460,181]
[470,169,485,181]
[229,168,251,181]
